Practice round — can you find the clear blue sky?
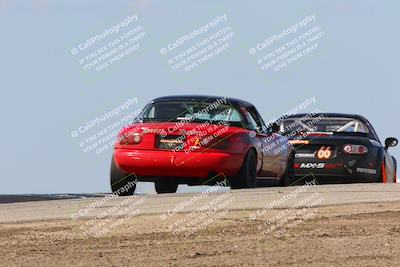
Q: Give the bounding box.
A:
[0,0,399,194]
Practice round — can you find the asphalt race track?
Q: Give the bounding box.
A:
[1,183,400,223]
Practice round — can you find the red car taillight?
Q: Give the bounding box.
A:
[342,144,368,155]
[201,136,230,150]
[119,132,142,145]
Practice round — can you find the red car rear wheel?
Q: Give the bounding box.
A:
[229,149,257,189]
[110,157,137,196]
[155,181,178,194]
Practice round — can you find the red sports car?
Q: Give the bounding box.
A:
[110,95,294,195]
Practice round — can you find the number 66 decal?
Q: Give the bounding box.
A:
[317,146,332,159]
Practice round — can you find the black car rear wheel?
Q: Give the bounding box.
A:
[110,157,137,196]
[230,149,257,189]
[155,181,178,194]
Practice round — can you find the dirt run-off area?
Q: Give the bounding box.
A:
[1,201,400,266]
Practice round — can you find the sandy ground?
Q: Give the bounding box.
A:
[2,184,400,266]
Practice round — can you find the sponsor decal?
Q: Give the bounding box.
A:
[295,153,315,158]
[317,146,332,159]
[289,140,309,145]
[356,167,377,175]
[178,129,203,136]
[300,162,325,169]
[142,128,164,134]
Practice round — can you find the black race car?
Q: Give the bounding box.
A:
[276,113,398,183]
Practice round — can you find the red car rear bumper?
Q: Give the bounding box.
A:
[114,149,244,178]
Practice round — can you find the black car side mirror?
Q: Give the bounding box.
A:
[268,123,280,134]
[385,137,398,150]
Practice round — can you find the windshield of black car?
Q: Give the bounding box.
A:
[278,117,371,134]
[139,101,243,124]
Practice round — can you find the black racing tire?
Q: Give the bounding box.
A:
[280,152,294,186]
[377,161,384,183]
[378,158,388,183]
[229,149,257,189]
[154,181,178,194]
[110,157,137,196]
[379,157,397,183]
[393,157,397,183]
